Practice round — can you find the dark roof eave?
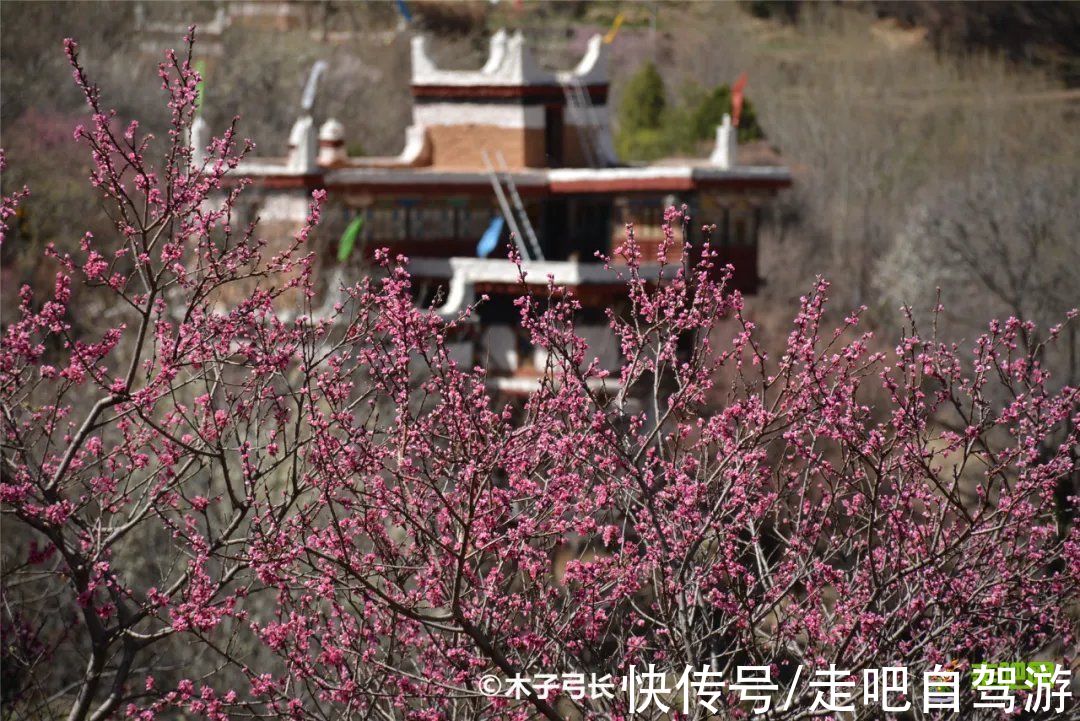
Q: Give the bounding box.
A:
[224,166,793,194]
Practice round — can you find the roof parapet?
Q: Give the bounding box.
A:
[329,124,431,170]
[411,29,608,87]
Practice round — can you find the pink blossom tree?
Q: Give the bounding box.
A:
[2,32,1078,721]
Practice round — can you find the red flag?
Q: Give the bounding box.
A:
[731,72,748,128]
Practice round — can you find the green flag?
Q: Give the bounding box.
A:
[337,216,364,262]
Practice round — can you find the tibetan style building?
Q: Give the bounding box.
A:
[218,30,791,391]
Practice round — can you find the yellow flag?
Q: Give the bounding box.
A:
[603,13,625,44]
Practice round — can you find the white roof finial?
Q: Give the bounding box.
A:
[318,119,347,167]
[189,116,209,167]
[709,114,738,169]
[287,116,318,173]
[482,29,509,74]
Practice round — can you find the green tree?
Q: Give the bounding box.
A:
[616,62,670,161]
[689,84,765,144]
[616,67,766,161]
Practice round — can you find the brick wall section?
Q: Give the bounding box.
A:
[426,126,547,169]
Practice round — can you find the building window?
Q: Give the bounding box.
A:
[358,200,500,243]
[457,207,494,241]
[365,207,407,242]
[409,207,455,241]
[727,206,760,247]
[616,197,666,240]
[732,214,748,246]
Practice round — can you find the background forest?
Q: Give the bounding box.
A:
[3,0,1078,366]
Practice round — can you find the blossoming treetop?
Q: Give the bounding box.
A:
[1,30,1077,721]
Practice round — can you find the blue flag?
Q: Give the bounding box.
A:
[477,216,505,258]
[395,0,413,22]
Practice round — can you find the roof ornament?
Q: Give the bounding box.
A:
[285,60,329,174]
[482,29,509,74]
[560,33,607,85]
[189,116,209,168]
[709,114,738,170]
[287,116,317,173]
[318,119,347,167]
